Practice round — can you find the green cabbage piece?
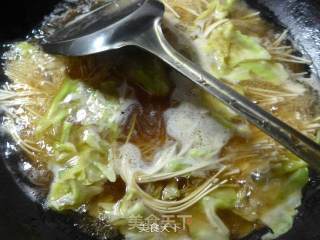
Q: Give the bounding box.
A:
[198,0,237,20]
[206,188,238,209]
[272,152,308,177]
[162,181,180,200]
[80,89,120,135]
[206,21,270,69]
[48,179,103,211]
[118,190,148,218]
[126,54,171,97]
[228,31,271,67]
[278,167,309,201]
[60,121,72,143]
[106,190,152,230]
[48,147,117,210]
[260,166,308,239]
[189,189,237,240]
[222,61,289,84]
[202,91,238,126]
[42,78,121,211]
[36,78,78,134]
[201,89,251,136]
[82,128,110,153]
[261,191,302,240]
[165,158,190,172]
[205,21,288,85]
[163,147,219,173]
[205,21,234,71]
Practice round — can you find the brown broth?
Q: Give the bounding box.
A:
[121,87,170,160]
[88,178,127,217]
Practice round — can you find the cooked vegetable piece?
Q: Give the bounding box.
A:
[36,78,77,134]
[42,79,123,210]
[189,189,237,240]
[228,31,271,67]
[126,54,171,97]
[261,191,302,240]
[222,61,289,84]
[198,0,237,20]
[162,181,180,200]
[202,21,288,85]
[258,163,308,239]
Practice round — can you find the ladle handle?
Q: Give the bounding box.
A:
[133,18,320,171]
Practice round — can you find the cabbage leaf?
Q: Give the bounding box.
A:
[126,54,171,97]
[222,61,289,84]
[205,21,288,85]
[201,89,251,136]
[43,78,122,211]
[189,189,237,240]
[198,0,237,20]
[261,191,302,240]
[260,166,308,239]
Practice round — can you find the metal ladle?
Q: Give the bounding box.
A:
[41,0,320,170]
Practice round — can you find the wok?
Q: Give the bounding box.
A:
[0,0,320,239]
